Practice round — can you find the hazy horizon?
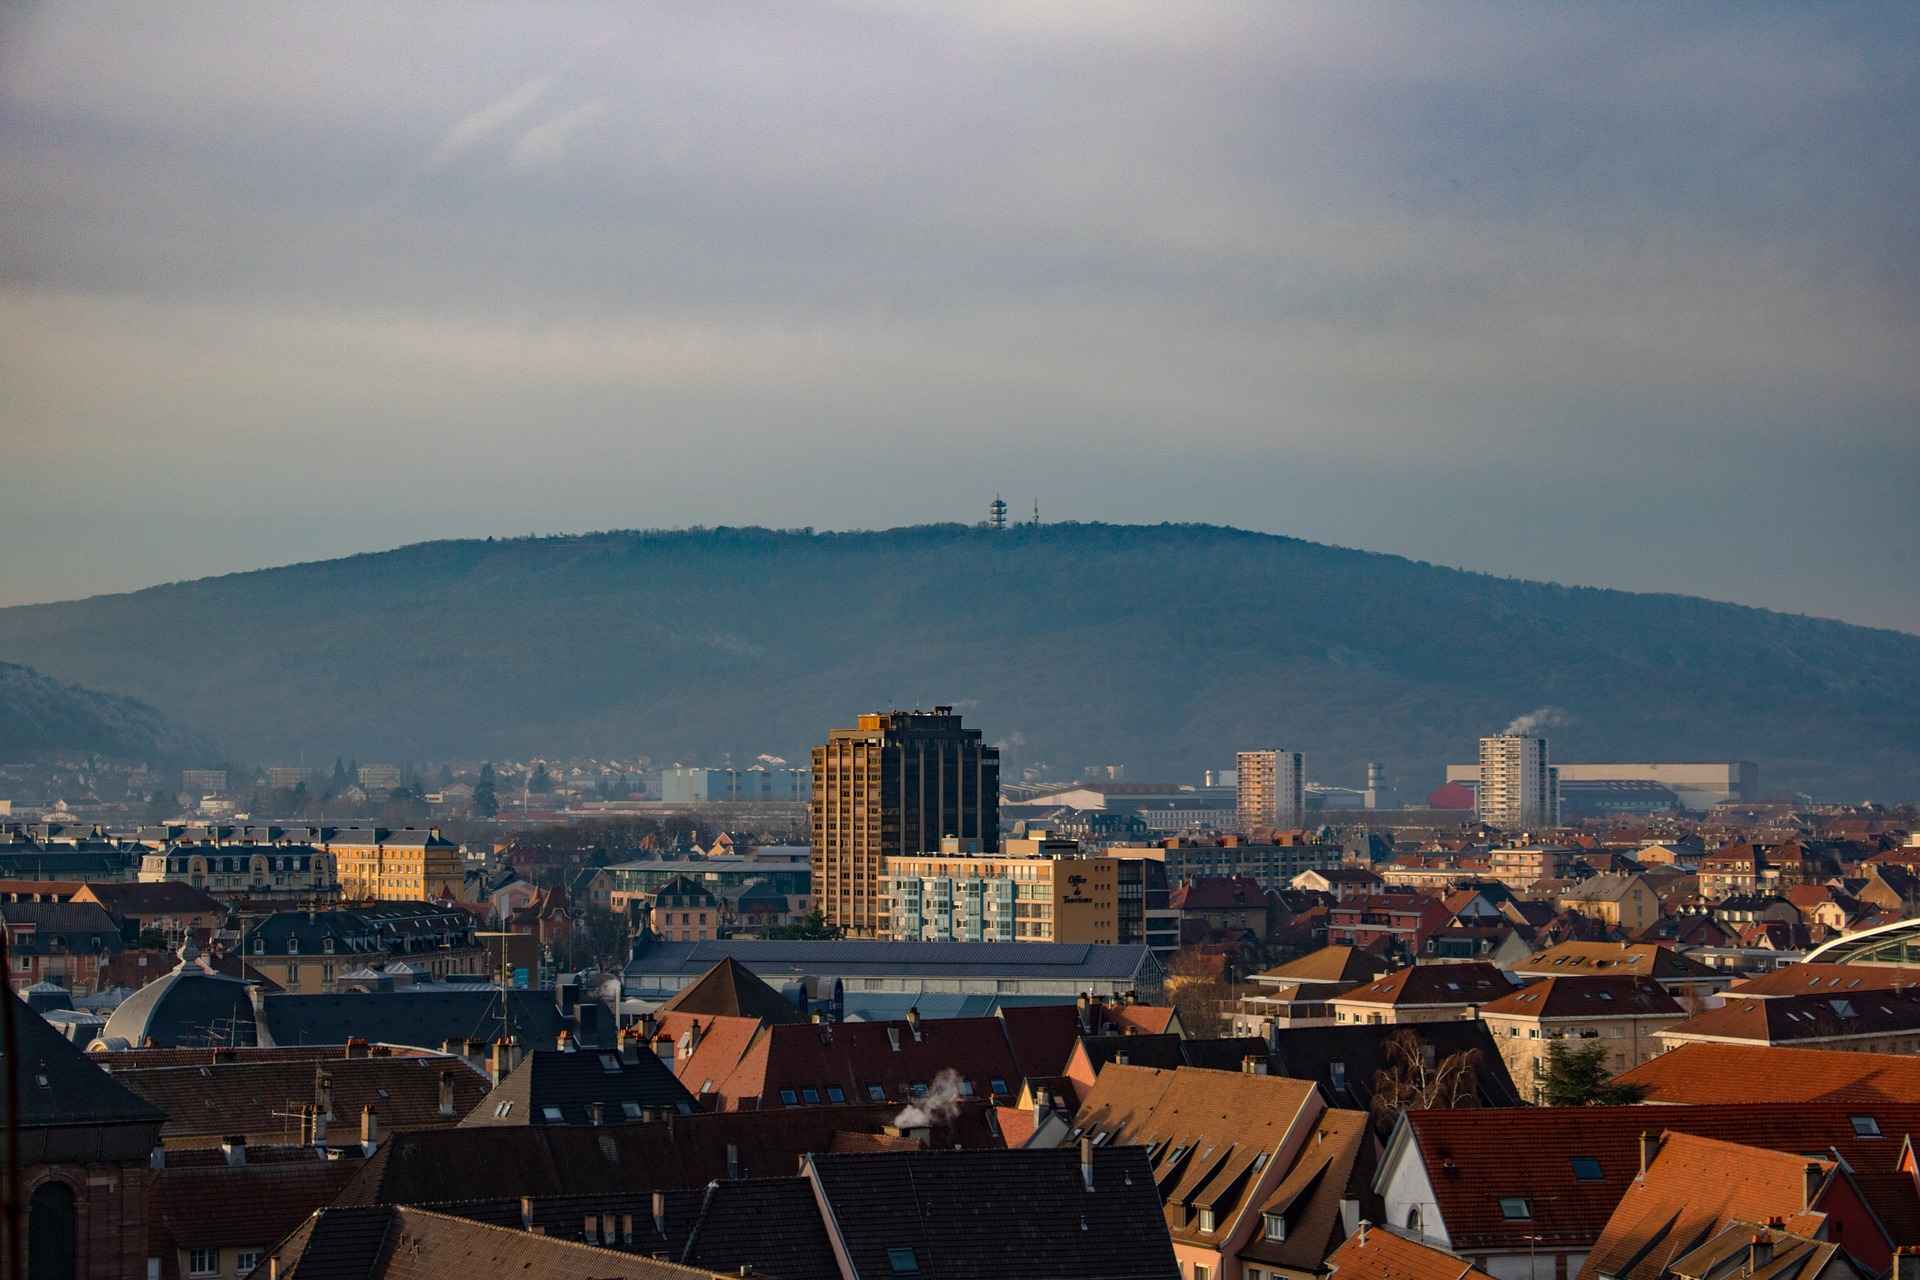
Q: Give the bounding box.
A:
[5,3,1917,631]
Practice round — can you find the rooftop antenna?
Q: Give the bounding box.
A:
[988,495,1008,531]
[1032,498,1040,527]
[475,927,532,1046]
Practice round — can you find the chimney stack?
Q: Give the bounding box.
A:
[1242,1055,1267,1076]
[1895,1247,1920,1280]
[1804,1162,1824,1212]
[1080,1136,1095,1192]
[360,1104,380,1155]
[619,1214,634,1246]
[727,1143,740,1180]
[344,1037,369,1059]
[1639,1131,1660,1177]
[438,1069,458,1118]
[520,1197,534,1232]
[588,1102,603,1127]
[1076,992,1091,1033]
[906,1007,922,1042]
[314,1069,334,1121]
[221,1135,247,1168]
[619,1030,640,1066]
[1749,1233,1774,1274]
[557,1028,572,1053]
[651,1190,667,1238]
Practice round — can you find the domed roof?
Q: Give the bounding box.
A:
[97,947,257,1049]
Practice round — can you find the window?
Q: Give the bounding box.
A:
[866,1084,886,1101]
[622,1102,643,1119]
[1851,1115,1882,1137]
[1499,1198,1532,1220]
[235,1251,262,1276]
[826,1086,846,1103]
[780,1088,799,1105]
[1571,1156,1603,1181]
[1263,1211,1286,1240]
[1198,1208,1216,1233]
[910,1082,928,1098]
[494,1101,514,1118]
[990,1077,1009,1095]
[540,1105,563,1122]
[188,1248,219,1277]
[802,1088,822,1104]
[887,1247,921,1274]
[700,1079,715,1095]
[1194,1266,1213,1280]
[1329,1061,1346,1090]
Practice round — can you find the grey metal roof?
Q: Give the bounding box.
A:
[97,950,259,1049]
[625,938,1158,981]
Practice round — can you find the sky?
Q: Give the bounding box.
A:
[3,2,1917,631]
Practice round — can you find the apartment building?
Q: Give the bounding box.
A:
[810,707,998,935]
[1106,837,1344,891]
[1236,749,1304,833]
[884,842,1125,943]
[1477,975,1685,1098]
[322,827,465,902]
[1475,735,1556,830]
[1486,845,1579,892]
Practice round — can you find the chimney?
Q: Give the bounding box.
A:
[654,1033,676,1069]
[686,1021,703,1056]
[1076,992,1091,1032]
[727,1143,740,1180]
[1080,1136,1095,1192]
[583,1215,599,1245]
[557,1028,572,1053]
[311,1105,328,1149]
[620,1030,640,1066]
[1034,1087,1052,1118]
[438,1069,458,1118]
[1242,1055,1267,1076]
[221,1135,247,1168]
[639,1011,657,1041]
[314,1069,335,1121]
[1358,1221,1370,1248]
[1895,1247,1920,1280]
[443,1038,463,1057]
[520,1197,534,1232]
[344,1037,370,1059]
[906,1007,922,1042]
[651,1190,667,1238]
[490,1040,513,1085]
[1749,1233,1774,1273]
[1113,1052,1129,1066]
[360,1104,380,1155]
[619,1214,634,1246]
[148,1146,166,1170]
[587,1102,604,1127]
[1639,1131,1660,1177]
[1804,1162,1824,1212]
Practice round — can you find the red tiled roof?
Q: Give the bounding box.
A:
[1659,989,1920,1046]
[1727,965,1920,999]
[1402,1103,1918,1254]
[1479,975,1683,1019]
[1334,963,1516,1008]
[1615,1042,1920,1104]
[1170,877,1273,911]
[1324,1226,1496,1280]
[712,1017,1022,1110]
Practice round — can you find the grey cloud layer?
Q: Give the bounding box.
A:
[2,1,1916,629]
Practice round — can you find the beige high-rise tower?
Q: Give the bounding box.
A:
[1477,734,1557,829]
[810,706,999,937]
[1236,749,1304,833]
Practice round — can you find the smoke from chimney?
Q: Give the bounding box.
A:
[893,1068,967,1129]
[1501,706,1570,736]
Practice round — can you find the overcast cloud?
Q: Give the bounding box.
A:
[2,2,1916,630]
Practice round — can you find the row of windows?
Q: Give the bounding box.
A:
[772,1076,1012,1106]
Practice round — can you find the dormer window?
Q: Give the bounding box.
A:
[1198,1208,1216,1233]
[253,937,264,954]
[287,938,299,955]
[1263,1212,1285,1241]
[322,938,334,954]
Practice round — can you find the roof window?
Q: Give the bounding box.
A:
[802,1087,822,1104]
[887,1247,921,1274]
[1570,1156,1603,1181]
[780,1088,799,1105]
[1851,1115,1882,1137]
[866,1084,885,1101]
[1499,1198,1532,1220]
[621,1102,642,1119]
[541,1106,562,1122]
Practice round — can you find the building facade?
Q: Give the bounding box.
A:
[810,707,999,936]
[884,845,1125,944]
[1235,749,1304,833]
[322,827,464,902]
[1475,735,1556,830]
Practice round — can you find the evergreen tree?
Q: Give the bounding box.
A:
[1539,1038,1648,1106]
[473,762,499,818]
[529,762,553,793]
[332,756,349,788]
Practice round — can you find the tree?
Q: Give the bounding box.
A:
[332,756,350,788]
[144,789,176,822]
[1370,1029,1482,1127]
[575,906,634,972]
[473,763,499,818]
[1164,948,1234,1037]
[765,911,842,941]
[1538,1037,1649,1107]
[529,762,553,794]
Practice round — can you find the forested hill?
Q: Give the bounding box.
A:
[0,661,210,762]
[0,523,1914,797]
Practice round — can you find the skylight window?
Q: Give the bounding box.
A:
[622,1102,642,1119]
[779,1088,799,1105]
[990,1077,1009,1095]
[867,1084,886,1101]
[1570,1157,1603,1181]
[887,1247,920,1274]
[802,1088,822,1104]
[1499,1198,1532,1220]
[599,1054,622,1074]
[541,1106,562,1122]
[1851,1115,1882,1137]
[827,1086,846,1103]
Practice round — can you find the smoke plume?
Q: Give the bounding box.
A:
[1501,706,1571,736]
[755,753,787,766]
[892,1068,966,1128]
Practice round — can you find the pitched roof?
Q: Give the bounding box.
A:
[111,1054,489,1145]
[1255,945,1391,985]
[1479,976,1685,1019]
[1727,964,1920,999]
[268,1206,747,1280]
[75,880,226,916]
[462,1047,697,1126]
[1616,1042,1920,1104]
[627,938,1158,983]
[1398,1103,1919,1254]
[1238,1108,1381,1273]
[808,1146,1179,1280]
[149,1154,362,1268]
[1266,1022,1522,1123]
[335,1102,1004,1206]
[1515,942,1720,981]
[678,1177,840,1280]
[0,992,165,1130]
[994,1001,1182,1080]
[1658,989,1920,1046]
[1324,1225,1496,1280]
[1073,1034,1270,1078]
[1333,963,1517,1008]
[709,1016,1025,1110]
[260,988,582,1050]
[1580,1135,1835,1280]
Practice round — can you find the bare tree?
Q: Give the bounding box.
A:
[1370,1029,1482,1127]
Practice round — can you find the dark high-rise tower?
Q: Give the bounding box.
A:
[810,706,1000,936]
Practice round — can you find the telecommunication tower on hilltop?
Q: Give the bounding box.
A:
[988,495,1008,530]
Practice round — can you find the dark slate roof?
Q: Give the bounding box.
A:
[628,939,1158,983]
[658,958,809,1025]
[1266,1021,1522,1124]
[0,992,165,1130]
[74,881,226,917]
[680,1178,839,1280]
[113,1054,489,1143]
[1075,1033,1270,1076]
[433,1188,708,1258]
[98,951,258,1048]
[0,851,134,879]
[0,901,125,953]
[808,1146,1180,1280]
[337,1102,1005,1207]
[463,1048,697,1126]
[261,989,576,1050]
